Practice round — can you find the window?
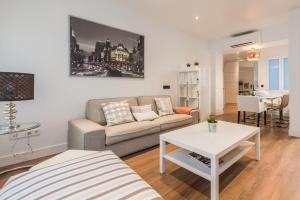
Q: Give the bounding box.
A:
[268,58,289,91]
[269,59,280,90]
[284,58,289,90]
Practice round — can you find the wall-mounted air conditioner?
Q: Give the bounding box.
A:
[211,31,261,53]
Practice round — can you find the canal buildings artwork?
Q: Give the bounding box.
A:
[70,16,144,78]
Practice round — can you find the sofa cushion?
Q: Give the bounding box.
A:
[175,107,193,114]
[155,97,174,116]
[101,101,134,126]
[105,121,160,145]
[86,97,138,125]
[154,114,193,131]
[138,95,174,114]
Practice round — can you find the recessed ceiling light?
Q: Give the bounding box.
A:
[195,16,199,20]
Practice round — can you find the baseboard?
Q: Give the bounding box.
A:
[0,143,67,168]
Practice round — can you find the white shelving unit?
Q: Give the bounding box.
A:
[178,67,210,121]
[178,69,200,109]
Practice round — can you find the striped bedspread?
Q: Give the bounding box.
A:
[0,151,163,200]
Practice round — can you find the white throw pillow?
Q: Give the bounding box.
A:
[133,111,159,122]
[131,104,152,113]
[154,97,174,116]
[101,101,134,126]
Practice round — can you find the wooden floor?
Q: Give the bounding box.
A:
[1,105,300,200]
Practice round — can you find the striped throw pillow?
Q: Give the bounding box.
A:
[155,97,174,116]
[101,101,134,126]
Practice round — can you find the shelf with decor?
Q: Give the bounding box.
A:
[177,66,210,121]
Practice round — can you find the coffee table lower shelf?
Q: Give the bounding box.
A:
[163,141,254,181]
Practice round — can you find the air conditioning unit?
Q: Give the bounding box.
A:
[228,31,261,51]
[211,30,261,53]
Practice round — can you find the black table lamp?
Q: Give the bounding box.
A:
[0,72,34,129]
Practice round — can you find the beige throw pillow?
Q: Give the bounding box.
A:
[131,104,152,113]
[155,97,174,116]
[101,101,134,126]
[133,111,159,122]
[131,104,158,121]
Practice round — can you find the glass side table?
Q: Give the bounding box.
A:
[0,122,40,135]
[0,122,41,175]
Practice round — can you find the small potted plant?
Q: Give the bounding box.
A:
[207,115,218,132]
[186,63,191,68]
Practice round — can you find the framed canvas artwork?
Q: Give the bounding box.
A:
[70,16,144,78]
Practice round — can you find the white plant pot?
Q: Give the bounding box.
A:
[208,122,217,132]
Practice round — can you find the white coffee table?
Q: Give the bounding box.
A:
[160,121,260,200]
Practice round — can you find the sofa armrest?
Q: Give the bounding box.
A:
[68,118,106,151]
[190,110,200,124]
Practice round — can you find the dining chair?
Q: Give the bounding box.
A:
[237,95,267,127]
[275,94,289,119]
[269,94,289,127]
[265,94,288,113]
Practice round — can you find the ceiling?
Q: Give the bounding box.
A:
[114,0,300,40]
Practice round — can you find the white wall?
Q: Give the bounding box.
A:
[288,8,300,137]
[0,0,210,166]
[257,45,288,89]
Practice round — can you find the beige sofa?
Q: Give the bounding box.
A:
[68,95,199,157]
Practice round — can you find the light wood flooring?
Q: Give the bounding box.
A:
[1,105,299,200]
